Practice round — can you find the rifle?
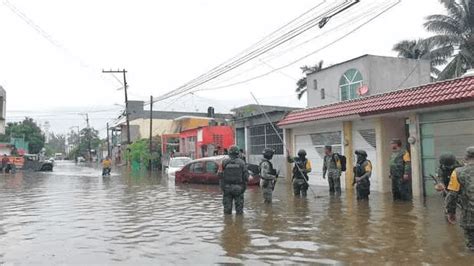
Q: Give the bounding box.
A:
[427,174,463,211]
[272,170,280,191]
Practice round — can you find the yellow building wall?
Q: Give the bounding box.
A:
[130,118,174,139]
[343,121,354,191]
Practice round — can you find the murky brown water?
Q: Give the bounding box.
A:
[0,161,472,264]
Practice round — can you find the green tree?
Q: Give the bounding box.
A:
[295,60,324,100]
[45,133,66,156]
[424,0,474,80]
[392,38,451,78]
[79,127,101,159]
[125,139,151,168]
[0,117,45,154]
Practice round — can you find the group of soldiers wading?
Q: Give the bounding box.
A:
[219,141,474,251]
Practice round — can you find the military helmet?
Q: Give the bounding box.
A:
[465,146,474,160]
[355,149,367,157]
[297,149,307,157]
[262,148,275,159]
[439,153,456,166]
[228,145,240,156]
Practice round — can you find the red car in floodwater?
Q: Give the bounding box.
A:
[175,155,260,185]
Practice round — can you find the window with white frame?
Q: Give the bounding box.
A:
[339,68,363,101]
[249,123,283,155]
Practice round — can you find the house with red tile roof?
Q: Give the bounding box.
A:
[278,55,474,197]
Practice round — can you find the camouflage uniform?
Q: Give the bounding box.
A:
[390,149,412,201]
[260,158,276,204]
[438,153,463,187]
[221,155,248,215]
[354,150,372,200]
[288,155,312,197]
[323,154,342,194]
[445,147,474,251]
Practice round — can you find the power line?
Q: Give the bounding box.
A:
[150,1,359,104]
[185,2,381,90]
[192,0,401,93]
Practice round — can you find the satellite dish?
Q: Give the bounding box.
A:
[357,85,369,96]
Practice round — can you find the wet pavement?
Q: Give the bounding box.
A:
[0,161,473,264]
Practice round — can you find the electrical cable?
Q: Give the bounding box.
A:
[191,0,401,94]
[150,1,357,104]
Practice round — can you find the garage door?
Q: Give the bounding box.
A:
[294,131,343,187]
[421,108,474,196]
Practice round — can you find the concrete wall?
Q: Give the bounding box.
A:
[307,55,431,108]
[129,118,174,139]
[375,117,407,193]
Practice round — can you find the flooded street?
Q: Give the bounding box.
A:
[0,161,472,264]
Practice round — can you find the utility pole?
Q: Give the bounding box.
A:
[102,69,131,144]
[85,113,92,162]
[149,95,153,169]
[106,122,110,157]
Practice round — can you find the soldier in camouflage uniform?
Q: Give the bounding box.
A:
[323,145,342,195]
[438,153,463,188]
[445,146,474,251]
[220,146,249,215]
[288,149,312,197]
[260,148,277,204]
[389,138,412,201]
[353,150,372,200]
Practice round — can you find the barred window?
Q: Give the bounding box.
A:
[249,123,283,155]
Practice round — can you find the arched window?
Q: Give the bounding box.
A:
[339,69,363,101]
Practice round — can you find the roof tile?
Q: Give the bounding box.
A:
[278,76,474,127]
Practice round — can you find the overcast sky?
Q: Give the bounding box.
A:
[0,0,445,136]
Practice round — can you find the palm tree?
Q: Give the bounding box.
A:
[393,38,451,78]
[424,0,474,80]
[295,60,324,100]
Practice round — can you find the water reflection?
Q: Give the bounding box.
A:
[221,216,250,258]
[0,161,472,264]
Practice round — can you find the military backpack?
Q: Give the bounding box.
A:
[223,159,244,184]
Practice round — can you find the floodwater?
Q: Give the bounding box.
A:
[0,161,472,265]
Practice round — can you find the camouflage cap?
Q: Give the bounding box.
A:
[465,146,474,160]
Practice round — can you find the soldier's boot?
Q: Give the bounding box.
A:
[328,176,335,194]
[334,176,342,196]
[293,180,301,197]
[223,194,233,215]
[301,189,307,197]
[263,188,272,204]
[400,182,412,201]
[235,194,244,215]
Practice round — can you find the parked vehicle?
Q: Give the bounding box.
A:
[175,155,260,185]
[22,154,53,171]
[165,157,192,176]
